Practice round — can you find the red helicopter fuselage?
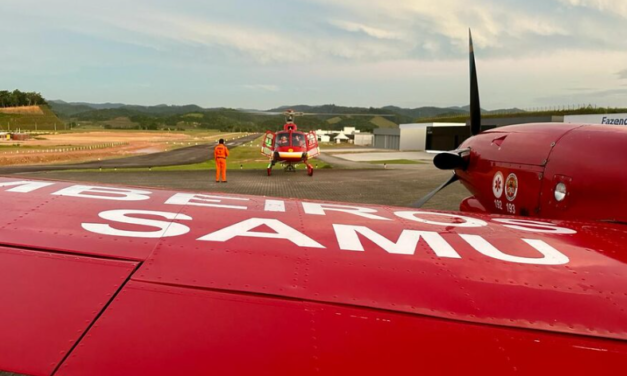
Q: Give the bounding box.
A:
[261,121,320,176]
[273,128,309,163]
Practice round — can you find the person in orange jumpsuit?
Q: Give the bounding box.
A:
[214,138,229,183]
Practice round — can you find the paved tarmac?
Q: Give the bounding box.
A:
[19,166,470,211]
[2,138,470,210]
[0,134,260,174]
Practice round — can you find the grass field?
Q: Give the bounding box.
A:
[102,117,140,129]
[319,142,367,149]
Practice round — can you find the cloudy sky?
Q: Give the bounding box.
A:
[2,0,627,109]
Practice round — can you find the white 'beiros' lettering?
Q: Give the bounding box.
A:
[264,200,286,212]
[491,218,576,234]
[302,202,390,221]
[82,210,192,238]
[395,211,488,228]
[0,178,579,265]
[198,218,325,248]
[53,185,152,201]
[334,224,460,258]
[0,180,55,192]
[165,193,249,210]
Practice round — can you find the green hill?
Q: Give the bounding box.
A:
[0,105,65,131]
[46,100,627,134]
[370,116,398,128]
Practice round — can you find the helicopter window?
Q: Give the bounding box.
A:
[277,133,289,146]
[292,133,306,147]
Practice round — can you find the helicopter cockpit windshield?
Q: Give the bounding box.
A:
[276,132,289,147]
[292,133,306,147]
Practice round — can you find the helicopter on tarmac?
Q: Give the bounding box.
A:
[260,109,398,176]
[260,110,320,176]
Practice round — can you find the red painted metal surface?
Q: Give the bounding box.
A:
[455,123,575,217]
[0,178,187,260]
[463,123,581,166]
[56,281,627,376]
[0,246,136,376]
[0,177,626,374]
[132,200,627,341]
[460,195,488,213]
[456,123,627,222]
[540,125,627,222]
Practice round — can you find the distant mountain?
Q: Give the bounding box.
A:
[267,104,398,116]
[382,106,468,119]
[47,101,95,117]
[485,107,526,115]
[50,100,126,110]
[75,102,127,110]
[47,99,531,134]
[51,100,527,121]
[49,101,210,118]
[270,103,525,121]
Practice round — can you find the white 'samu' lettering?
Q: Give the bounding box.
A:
[82,210,572,266]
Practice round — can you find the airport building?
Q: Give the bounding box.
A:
[374,115,566,151]
[374,123,470,151]
[371,112,627,152]
[563,113,627,125]
[316,127,361,144]
[354,133,373,146]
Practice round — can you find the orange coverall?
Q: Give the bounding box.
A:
[214,143,229,182]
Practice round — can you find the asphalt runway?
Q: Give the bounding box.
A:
[20,166,470,211]
[0,133,260,174]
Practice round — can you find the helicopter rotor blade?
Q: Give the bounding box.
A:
[411,173,459,208]
[245,111,396,117]
[301,113,396,117]
[469,29,481,136]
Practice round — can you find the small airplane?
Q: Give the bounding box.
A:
[1,32,627,375]
[415,30,627,224]
[260,109,320,176]
[1,178,626,375]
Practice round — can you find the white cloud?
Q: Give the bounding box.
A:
[557,0,627,18]
[3,0,627,108]
[328,20,402,40]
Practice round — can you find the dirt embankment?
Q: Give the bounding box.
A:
[0,106,44,115]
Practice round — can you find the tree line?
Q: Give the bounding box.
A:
[0,90,47,107]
